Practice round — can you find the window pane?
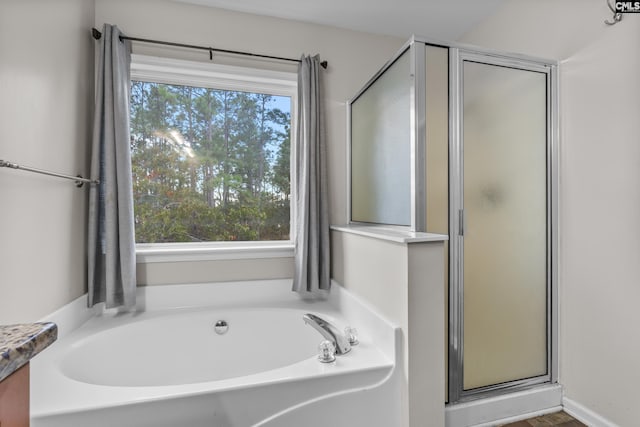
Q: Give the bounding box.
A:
[130,81,291,243]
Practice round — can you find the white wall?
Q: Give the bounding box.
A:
[461,1,640,425]
[95,0,404,285]
[332,230,446,427]
[0,0,94,323]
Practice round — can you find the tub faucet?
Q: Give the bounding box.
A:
[303,313,351,355]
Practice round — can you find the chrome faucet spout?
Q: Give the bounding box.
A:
[303,313,351,355]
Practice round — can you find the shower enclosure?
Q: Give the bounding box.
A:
[348,37,558,405]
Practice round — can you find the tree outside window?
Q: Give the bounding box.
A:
[130,81,291,243]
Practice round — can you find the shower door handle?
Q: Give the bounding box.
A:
[458,209,465,236]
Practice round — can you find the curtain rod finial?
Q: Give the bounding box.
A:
[320,60,328,69]
[92,27,102,40]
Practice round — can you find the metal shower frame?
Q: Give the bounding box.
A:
[346,35,559,405]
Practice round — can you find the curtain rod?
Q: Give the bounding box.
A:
[0,159,98,188]
[91,28,328,69]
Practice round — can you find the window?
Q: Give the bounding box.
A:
[129,55,297,260]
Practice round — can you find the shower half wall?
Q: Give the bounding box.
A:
[348,36,559,423]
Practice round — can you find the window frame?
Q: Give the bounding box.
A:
[130,54,297,263]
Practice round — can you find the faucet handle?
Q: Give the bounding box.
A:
[344,326,359,346]
[317,340,337,363]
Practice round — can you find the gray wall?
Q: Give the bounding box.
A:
[0,0,95,323]
[0,0,404,321]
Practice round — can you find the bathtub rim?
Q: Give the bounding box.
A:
[32,279,400,420]
[39,279,399,362]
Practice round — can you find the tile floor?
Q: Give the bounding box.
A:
[500,411,587,427]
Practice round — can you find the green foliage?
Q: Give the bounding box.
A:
[130,81,291,243]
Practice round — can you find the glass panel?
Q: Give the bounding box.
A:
[462,61,547,390]
[130,81,291,243]
[425,45,449,235]
[423,45,450,399]
[351,50,411,225]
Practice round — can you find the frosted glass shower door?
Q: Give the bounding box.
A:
[461,61,548,391]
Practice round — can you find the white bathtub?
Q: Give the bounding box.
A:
[31,280,402,427]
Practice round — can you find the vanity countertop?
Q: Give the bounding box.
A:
[0,322,57,382]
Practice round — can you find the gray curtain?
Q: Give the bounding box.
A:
[87,24,136,309]
[292,55,330,293]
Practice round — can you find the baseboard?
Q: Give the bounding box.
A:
[446,384,563,427]
[563,397,620,427]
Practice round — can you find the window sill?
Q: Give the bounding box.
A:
[136,241,295,264]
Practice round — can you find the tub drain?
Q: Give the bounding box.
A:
[214,320,229,335]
